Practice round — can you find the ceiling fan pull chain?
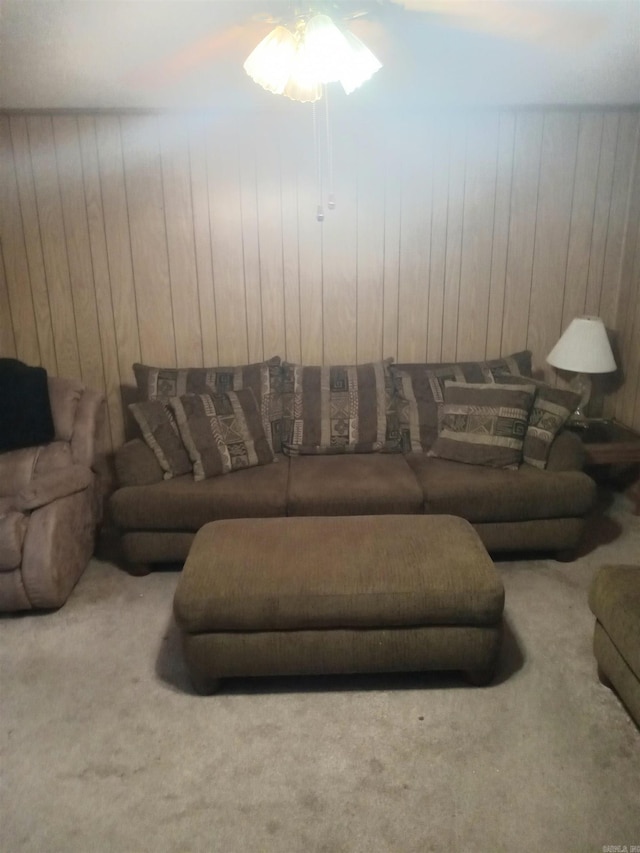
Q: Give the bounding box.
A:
[313,98,324,222]
[325,85,335,211]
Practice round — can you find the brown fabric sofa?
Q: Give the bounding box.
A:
[0,376,105,611]
[110,354,596,571]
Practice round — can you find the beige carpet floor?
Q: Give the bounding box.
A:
[2,493,640,853]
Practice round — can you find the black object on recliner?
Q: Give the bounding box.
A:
[0,358,55,452]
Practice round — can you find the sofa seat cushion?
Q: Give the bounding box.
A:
[110,456,289,531]
[287,454,423,516]
[407,454,596,523]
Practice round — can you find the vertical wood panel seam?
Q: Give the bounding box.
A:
[597,114,625,319]
[454,121,470,360]
[584,111,606,315]
[395,182,402,362]
[381,166,386,359]
[87,116,123,392]
[186,123,206,364]
[355,124,359,363]
[203,124,220,366]
[158,124,180,368]
[237,140,253,365]
[79,116,121,414]
[52,116,83,378]
[24,117,60,370]
[277,131,288,362]
[295,162,303,364]
[485,112,504,357]
[320,218,325,365]
[253,137,266,361]
[0,242,18,354]
[114,116,143,364]
[498,111,518,356]
[524,111,545,352]
[5,120,40,363]
[439,122,452,360]
[604,113,640,320]
[425,136,435,362]
[557,111,583,336]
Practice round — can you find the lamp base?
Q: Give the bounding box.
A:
[567,372,592,424]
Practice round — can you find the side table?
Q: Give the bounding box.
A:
[568,419,640,513]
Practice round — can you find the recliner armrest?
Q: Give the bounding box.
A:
[13,464,93,511]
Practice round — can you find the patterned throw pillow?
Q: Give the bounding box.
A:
[427,380,537,469]
[280,359,396,455]
[492,376,580,468]
[132,357,282,453]
[391,351,532,453]
[169,389,274,481]
[128,400,192,479]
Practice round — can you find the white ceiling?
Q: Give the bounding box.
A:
[1,0,639,110]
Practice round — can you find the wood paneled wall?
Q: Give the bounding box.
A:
[1,107,639,454]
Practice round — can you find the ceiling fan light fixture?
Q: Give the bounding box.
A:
[243,12,381,103]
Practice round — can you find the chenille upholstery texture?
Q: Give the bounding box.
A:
[589,565,640,727]
[173,515,505,691]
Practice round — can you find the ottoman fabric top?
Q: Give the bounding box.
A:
[174,515,504,634]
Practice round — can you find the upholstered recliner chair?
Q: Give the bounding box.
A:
[0,372,105,611]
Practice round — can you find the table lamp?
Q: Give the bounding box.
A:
[546,316,616,422]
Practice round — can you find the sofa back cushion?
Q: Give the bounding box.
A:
[133,356,282,452]
[170,390,274,481]
[280,360,396,456]
[427,381,537,469]
[391,350,532,453]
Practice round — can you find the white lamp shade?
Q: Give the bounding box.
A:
[546,316,616,374]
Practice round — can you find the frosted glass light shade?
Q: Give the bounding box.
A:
[303,14,351,83]
[243,26,297,95]
[339,29,383,94]
[546,316,616,374]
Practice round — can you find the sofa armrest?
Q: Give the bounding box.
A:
[115,439,164,487]
[546,429,586,472]
[13,464,93,511]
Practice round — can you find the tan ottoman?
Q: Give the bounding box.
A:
[173,515,505,694]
